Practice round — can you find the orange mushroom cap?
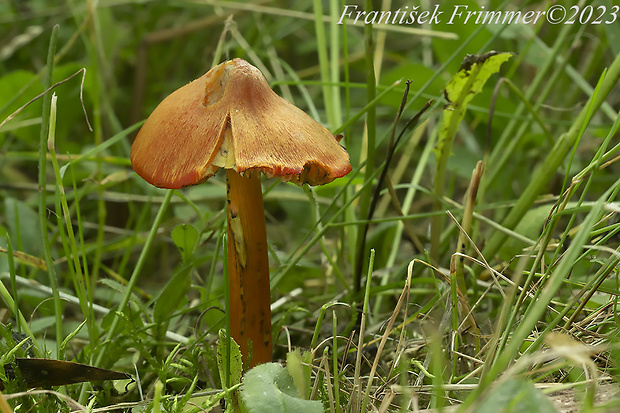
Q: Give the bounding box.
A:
[130,58,352,189]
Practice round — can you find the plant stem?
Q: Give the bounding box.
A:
[353,0,377,294]
[38,25,63,357]
[94,189,174,368]
[481,52,620,259]
[226,169,272,368]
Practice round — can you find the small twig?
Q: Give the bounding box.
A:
[354,79,433,291]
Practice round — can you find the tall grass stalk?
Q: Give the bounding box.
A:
[0,274,37,353]
[331,311,341,412]
[5,234,18,332]
[67,1,108,316]
[482,54,620,259]
[361,256,411,410]
[471,189,611,405]
[484,21,575,190]
[352,248,375,412]
[48,93,95,350]
[352,0,378,294]
[328,0,342,128]
[312,0,334,128]
[95,189,175,367]
[37,24,63,357]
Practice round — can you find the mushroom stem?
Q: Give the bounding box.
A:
[225,168,273,367]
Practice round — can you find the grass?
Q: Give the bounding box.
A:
[0,0,619,412]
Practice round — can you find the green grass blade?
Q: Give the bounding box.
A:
[37,24,63,358]
[482,53,620,259]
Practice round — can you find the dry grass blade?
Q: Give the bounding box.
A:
[321,350,336,413]
[361,260,414,409]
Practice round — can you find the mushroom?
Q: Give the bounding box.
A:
[130,58,351,367]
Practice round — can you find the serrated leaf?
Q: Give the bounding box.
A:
[171,224,198,263]
[436,51,514,158]
[446,52,514,103]
[241,363,323,413]
[217,330,244,412]
[153,265,191,327]
[217,330,243,389]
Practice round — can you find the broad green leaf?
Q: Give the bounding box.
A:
[241,363,323,413]
[430,1,492,72]
[98,278,147,312]
[476,378,557,413]
[0,70,41,145]
[153,265,191,327]
[4,198,42,257]
[603,0,620,55]
[171,223,198,263]
[499,203,552,259]
[379,63,445,108]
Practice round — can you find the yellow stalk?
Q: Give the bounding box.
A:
[226,169,273,367]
